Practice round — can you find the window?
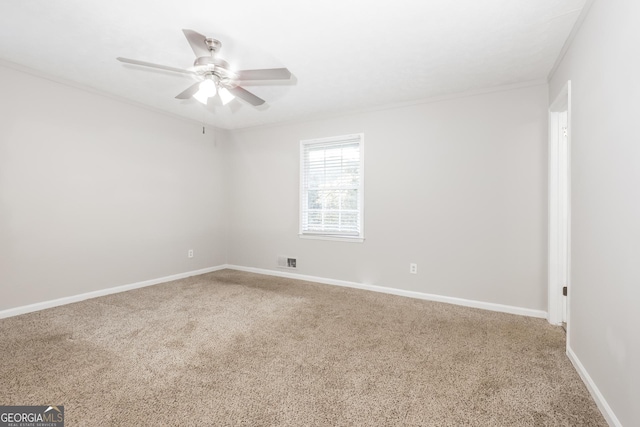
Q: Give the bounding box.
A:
[300,134,364,242]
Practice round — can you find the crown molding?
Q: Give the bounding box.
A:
[547,0,597,81]
[229,79,548,133]
[0,58,220,134]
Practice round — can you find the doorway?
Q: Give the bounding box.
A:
[548,81,571,333]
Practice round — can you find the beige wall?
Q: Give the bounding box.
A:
[549,0,640,425]
[0,64,228,310]
[224,84,549,311]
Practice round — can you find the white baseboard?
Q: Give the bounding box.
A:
[225,265,547,319]
[567,347,622,427]
[1,263,547,320]
[0,265,227,319]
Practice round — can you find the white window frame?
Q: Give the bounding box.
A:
[299,133,365,243]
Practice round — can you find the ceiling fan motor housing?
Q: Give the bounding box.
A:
[193,56,238,87]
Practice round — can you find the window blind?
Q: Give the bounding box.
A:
[300,134,363,239]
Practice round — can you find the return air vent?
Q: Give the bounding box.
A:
[277,256,297,269]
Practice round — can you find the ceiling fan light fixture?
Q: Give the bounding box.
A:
[193,78,217,105]
[218,87,235,105]
[198,78,217,97]
[193,91,209,105]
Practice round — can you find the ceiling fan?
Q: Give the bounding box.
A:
[117,29,292,107]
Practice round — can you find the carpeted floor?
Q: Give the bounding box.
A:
[0,270,606,426]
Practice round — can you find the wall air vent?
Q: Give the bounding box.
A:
[277,256,297,269]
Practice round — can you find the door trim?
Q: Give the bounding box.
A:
[548,81,571,332]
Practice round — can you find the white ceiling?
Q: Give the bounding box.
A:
[0,0,585,130]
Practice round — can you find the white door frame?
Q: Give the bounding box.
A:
[548,81,571,330]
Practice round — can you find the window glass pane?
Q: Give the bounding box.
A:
[323,212,339,230]
[342,189,358,210]
[324,190,339,210]
[307,190,321,209]
[307,211,322,228]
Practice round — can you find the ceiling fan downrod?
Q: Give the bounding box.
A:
[204,38,221,55]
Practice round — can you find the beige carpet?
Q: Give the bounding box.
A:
[0,270,606,426]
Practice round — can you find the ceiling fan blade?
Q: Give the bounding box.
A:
[117,57,195,75]
[182,29,211,58]
[228,86,266,106]
[175,82,202,99]
[236,68,292,81]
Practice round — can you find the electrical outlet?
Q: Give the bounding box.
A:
[188,249,194,258]
[410,263,417,274]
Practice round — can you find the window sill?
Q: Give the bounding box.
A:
[299,234,365,243]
